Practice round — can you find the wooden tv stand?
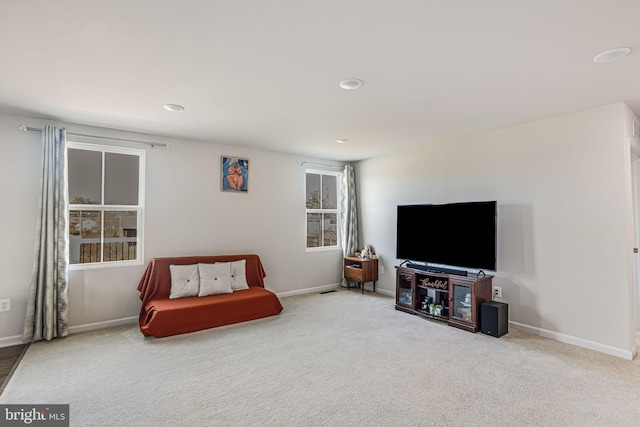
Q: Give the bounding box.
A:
[395,265,493,332]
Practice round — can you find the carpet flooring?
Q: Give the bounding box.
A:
[1,290,639,426]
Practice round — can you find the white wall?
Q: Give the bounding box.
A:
[0,112,344,344]
[631,155,640,333]
[356,103,636,358]
[622,104,640,344]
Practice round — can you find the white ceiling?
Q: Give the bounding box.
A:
[1,0,640,161]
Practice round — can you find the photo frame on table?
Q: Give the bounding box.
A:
[221,156,249,192]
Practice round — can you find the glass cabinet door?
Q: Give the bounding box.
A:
[451,283,472,323]
[397,273,414,308]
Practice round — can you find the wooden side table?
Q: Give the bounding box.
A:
[344,257,379,294]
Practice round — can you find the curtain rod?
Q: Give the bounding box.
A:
[19,125,167,148]
[300,161,344,170]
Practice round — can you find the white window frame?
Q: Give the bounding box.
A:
[305,168,341,252]
[68,142,145,270]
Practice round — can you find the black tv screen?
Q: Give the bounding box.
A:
[396,201,497,271]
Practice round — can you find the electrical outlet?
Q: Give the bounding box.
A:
[380,265,384,275]
[492,286,502,299]
[0,299,10,312]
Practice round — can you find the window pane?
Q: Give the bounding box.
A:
[306,213,321,248]
[103,211,138,262]
[68,149,102,204]
[322,175,337,209]
[306,173,320,209]
[105,153,139,205]
[69,210,102,264]
[305,171,341,250]
[323,213,338,246]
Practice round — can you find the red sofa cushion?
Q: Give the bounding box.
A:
[140,287,283,338]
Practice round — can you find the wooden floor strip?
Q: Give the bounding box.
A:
[0,344,29,396]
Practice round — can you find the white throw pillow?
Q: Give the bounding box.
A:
[169,264,200,299]
[198,263,233,296]
[229,260,249,291]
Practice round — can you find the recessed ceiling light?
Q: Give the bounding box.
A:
[163,104,185,112]
[337,138,350,144]
[339,79,363,90]
[593,47,631,63]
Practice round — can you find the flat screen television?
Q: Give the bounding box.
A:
[396,201,497,271]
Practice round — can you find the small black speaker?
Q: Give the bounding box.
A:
[481,301,508,338]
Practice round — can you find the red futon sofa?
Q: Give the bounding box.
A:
[137,254,283,337]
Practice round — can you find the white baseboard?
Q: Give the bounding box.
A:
[376,288,395,297]
[276,283,341,298]
[509,321,635,360]
[276,283,395,299]
[68,316,138,335]
[0,316,139,348]
[0,335,24,348]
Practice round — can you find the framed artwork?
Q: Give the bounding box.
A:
[221,156,249,192]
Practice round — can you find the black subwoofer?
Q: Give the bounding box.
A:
[480,301,508,338]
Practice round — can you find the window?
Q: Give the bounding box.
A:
[67,142,145,268]
[305,169,340,249]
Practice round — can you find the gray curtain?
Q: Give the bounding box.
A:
[341,164,358,286]
[23,126,69,342]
